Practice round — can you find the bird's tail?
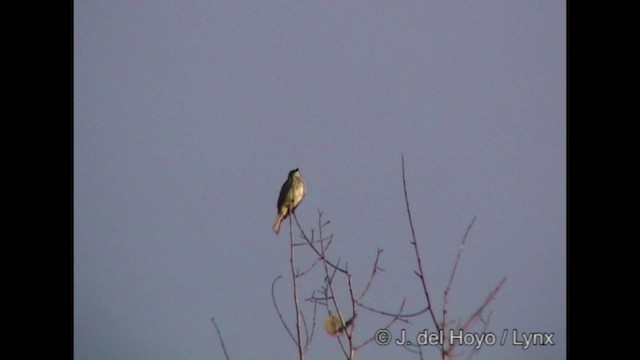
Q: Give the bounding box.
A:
[272,214,283,234]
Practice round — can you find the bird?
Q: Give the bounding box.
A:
[324,312,356,336]
[272,168,306,234]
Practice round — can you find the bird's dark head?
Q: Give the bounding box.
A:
[288,168,301,179]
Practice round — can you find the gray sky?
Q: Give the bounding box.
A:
[74,1,565,359]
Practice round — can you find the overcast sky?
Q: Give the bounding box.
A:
[74,1,565,359]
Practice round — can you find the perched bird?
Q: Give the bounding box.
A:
[324,312,356,336]
[272,168,306,234]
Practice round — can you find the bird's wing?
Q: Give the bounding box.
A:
[277,178,291,209]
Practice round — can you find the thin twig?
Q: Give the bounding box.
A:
[445,277,507,359]
[300,298,318,353]
[288,215,304,360]
[293,212,347,274]
[401,154,441,334]
[211,317,231,360]
[356,249,384,301]
[346,268,356,358]
[271,275,297,344]
[354,300,429,319]
[460,277,506,332]
[464,311,493,360]
[443,216,477,340]
[355,298,407,350]
[297,257,321,277]
[317,213,350,359]
[445,216,477,294]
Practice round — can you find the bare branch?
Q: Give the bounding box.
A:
[271,275,297,344]
[461,277,506,332]
[356,248,384,301]
[300,300,318,354]
[401,154,441,333]
[464,311,493,360]
[292,212,347,275]
[211,317,231,360]
[445,277,507,359]
[288,215,304,359]
[316,213,350,359]
[355,299,408,350]
[297,257,321,277]
[354,299,428,319]
[443,216,477,338]
[445,216,477,293]
[345,269,357,358]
